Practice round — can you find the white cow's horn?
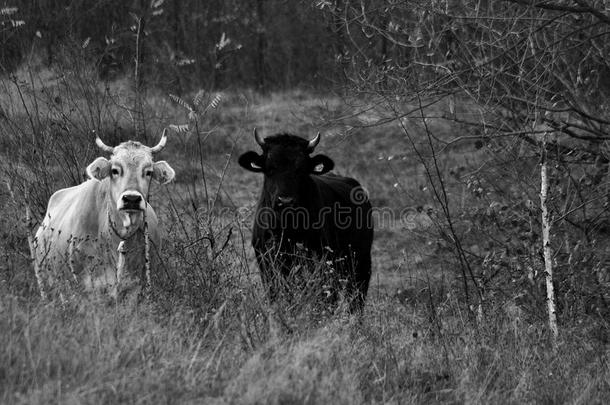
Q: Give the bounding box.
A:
[254,128,264,147]
[95,136,114,153]
[150,129,168,153]
[306,132,321,152]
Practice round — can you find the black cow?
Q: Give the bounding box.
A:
[238,129,373,312]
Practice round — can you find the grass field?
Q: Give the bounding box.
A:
[0,68,608,404]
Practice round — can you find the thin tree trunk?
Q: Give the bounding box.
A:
[540,132,558,347]
[255,0,267,92]
[133,15,147,142]
[172,0,184,93]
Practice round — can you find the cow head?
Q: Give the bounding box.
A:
[86,130,175,228]
[238,129,334,210]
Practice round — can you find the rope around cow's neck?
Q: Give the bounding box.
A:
[143,208,151,291]
[106,204,140,241]
[107,203,151,293]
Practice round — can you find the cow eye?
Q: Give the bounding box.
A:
[145,170,153,177]
[111,168,120,176]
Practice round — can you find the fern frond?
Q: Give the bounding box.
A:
[169,94,194,113]
[207,93,222,110]
[169,124,189,133]
[193,90,206,107]
[0,7,18,16]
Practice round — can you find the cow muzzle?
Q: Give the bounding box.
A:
[118,191,145,212]
[274,196,296,209]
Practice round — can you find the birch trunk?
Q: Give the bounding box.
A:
[540,133,558,347]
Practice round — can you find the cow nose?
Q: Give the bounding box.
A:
[122,194,142,206]
[276,196,295,207]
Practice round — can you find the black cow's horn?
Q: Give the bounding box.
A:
[254,128,264,147]
[307,132,321,152]
[95,135,114,154]
[150,129,168,153]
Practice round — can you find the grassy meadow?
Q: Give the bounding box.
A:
[0,65,608,404]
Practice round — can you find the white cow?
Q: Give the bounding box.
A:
[34,131,175,299]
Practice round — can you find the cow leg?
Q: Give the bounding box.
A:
[348,252,372,314]
[33,236,53,301]
[254,246,271,296]
[255,248,281,303]
[31,237,47,301]
[68,237,80,285]
[255,244,295,304]
[57,247,75,304]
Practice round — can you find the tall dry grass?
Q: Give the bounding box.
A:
[1,293,608,404]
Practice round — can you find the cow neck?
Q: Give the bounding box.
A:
[290,175,318,210]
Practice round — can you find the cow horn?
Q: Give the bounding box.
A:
[254,128,264,147]
[150,129,168,153]
[95,135,114,154]
[307,132,321,152]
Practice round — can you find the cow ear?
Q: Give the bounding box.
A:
[153,161,176,184]
[309,155,334,175]
[238,151,265,173]
[86,157,111,180]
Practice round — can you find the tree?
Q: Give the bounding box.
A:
[322,0,610,330]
